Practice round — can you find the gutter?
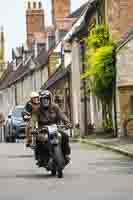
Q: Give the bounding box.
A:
[63,0,96,42]
[117,34,133,52]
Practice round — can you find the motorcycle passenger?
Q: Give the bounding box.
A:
[36,90,71,166]
[23,91,40,147]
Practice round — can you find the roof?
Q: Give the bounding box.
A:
[9,63,29,84]
[117,27,133,51]
[41,66,70,90]
[34,48,48,69]
[0,46,48,90]
[0,71,16,90]
[68,1,89,18]
[64,0,97,42]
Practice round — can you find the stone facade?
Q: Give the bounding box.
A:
[117,35,133,136]
[48,52,61,76]
[106,0,133,40]
[117,38,133,87]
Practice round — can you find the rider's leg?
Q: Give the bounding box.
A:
[25,123,32,147]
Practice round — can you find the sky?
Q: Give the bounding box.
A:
[0,0,88,61]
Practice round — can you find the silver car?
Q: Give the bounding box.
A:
[5,105,26,142]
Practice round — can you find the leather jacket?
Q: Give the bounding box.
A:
[38,103,70,127]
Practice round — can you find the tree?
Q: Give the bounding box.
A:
[82,25,116,130]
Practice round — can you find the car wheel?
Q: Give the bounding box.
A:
[4,125,10,143]
[7,127,15,143]
[5,136,10,143]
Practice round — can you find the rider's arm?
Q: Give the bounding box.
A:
[22,101,32,120]
[54,104,70,124]
[24,101,32,114]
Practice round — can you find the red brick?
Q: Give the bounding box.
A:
[26,3,45,49]
[52,0,70,29]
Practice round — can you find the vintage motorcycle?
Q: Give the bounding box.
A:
[31,124,68,178]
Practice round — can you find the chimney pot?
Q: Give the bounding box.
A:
[39,1,42,9]
[33,2,36,9]
[28,1,31,9]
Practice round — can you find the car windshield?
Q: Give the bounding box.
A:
[12,107,24,118]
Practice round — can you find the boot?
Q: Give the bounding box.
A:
[65,155,71,165]
[36,160,44,167]
[26,143,31,148]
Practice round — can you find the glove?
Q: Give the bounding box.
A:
[66,122,73,129]
[22,112,31,121]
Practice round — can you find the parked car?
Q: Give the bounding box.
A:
[5,105,27,142]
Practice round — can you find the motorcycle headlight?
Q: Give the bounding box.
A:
[58,133,62,138]
[44,135,48,141]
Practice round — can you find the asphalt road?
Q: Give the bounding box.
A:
[0,142,133,200]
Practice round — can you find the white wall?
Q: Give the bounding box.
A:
[71,40,82,129]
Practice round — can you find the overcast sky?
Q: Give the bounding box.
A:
[0,0,88,61]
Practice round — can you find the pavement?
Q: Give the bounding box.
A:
[0,143,133,199]
[71,133,133,158]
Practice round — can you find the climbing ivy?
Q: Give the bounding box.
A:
[82,25,116,129]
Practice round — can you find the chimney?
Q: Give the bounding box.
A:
[46,26,55,50]
[52,0,70,29]
[26,0,45,49]
[55,29,67,44]
[106,0,133,40]
[0,25,5,63]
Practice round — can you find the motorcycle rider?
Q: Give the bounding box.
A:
[23,90,71,165]
[36,90,71,166]
[23,91,40,147]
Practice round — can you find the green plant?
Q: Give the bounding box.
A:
[102,119,113,129]
[82,24,116,130]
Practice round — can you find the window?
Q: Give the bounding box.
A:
[12,107,24,118]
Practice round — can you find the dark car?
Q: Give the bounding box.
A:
[5,105,27,142]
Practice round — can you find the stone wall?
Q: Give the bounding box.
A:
[117,37,133,87]
[106,0,133,40]
[117,36,133,136]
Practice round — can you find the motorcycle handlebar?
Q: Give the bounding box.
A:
[31,124,71,135]
[40,125,68,131]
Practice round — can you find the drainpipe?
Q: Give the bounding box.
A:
[14,84,18,106]
[113,48,118,137]
[80,41,88,136]
[67,73,73,137]
[61,42,64,68]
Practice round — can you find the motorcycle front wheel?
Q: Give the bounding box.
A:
[53,145,65,178]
